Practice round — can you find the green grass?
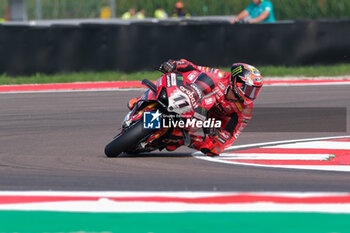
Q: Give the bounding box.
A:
[0,71,158,85]
[1,64,349,85]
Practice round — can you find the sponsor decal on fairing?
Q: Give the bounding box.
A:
[213,87,224,98]
[218,82,225,90]
[190,83,202,98]
[187,72,197,82]
[166,75,171,88]
[179,86,198,108]
[171,73,177,86]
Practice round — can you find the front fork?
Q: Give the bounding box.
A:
[123,102,158,129]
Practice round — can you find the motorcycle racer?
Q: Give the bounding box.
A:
[158,59,263,156]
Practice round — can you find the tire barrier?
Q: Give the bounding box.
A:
[0,19,349,76]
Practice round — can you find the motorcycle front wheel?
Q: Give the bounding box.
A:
[104,119,154,157]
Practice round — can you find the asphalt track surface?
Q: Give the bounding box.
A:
[1,85,349,191]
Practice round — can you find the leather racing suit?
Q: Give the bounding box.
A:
[169,59,253,156]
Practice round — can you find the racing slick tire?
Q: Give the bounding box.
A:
[104,119,154,157]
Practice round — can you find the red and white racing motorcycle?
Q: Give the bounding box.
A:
[104,71,220,157]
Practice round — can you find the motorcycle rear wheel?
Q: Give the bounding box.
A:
[104,119,154,157]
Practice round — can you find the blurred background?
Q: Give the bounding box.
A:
[0,0,349,77]
[0,0,349,21]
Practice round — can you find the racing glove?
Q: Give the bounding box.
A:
[159,60,177,73]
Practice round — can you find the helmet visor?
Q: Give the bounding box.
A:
[237,82,262,100]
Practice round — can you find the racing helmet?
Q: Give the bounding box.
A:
[230,63,263,105]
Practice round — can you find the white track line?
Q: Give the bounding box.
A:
[1,191,347,197]
[219,153,331,160]
[265,141,350,149]
[265,82,350,86]
[197,156,350,172]
[264,76,350,80]
[0,191,349,213]
[193,136,350,172]
[225,135,350,151]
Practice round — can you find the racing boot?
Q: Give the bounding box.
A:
[165,128,184,151]
[191,136,221,156]
[200,148,220,157]
[165,144,181,151]
[165,139,184,151]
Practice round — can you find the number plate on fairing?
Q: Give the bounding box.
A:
[167,89,192,114]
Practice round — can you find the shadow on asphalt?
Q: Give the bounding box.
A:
[116,152,194,158]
